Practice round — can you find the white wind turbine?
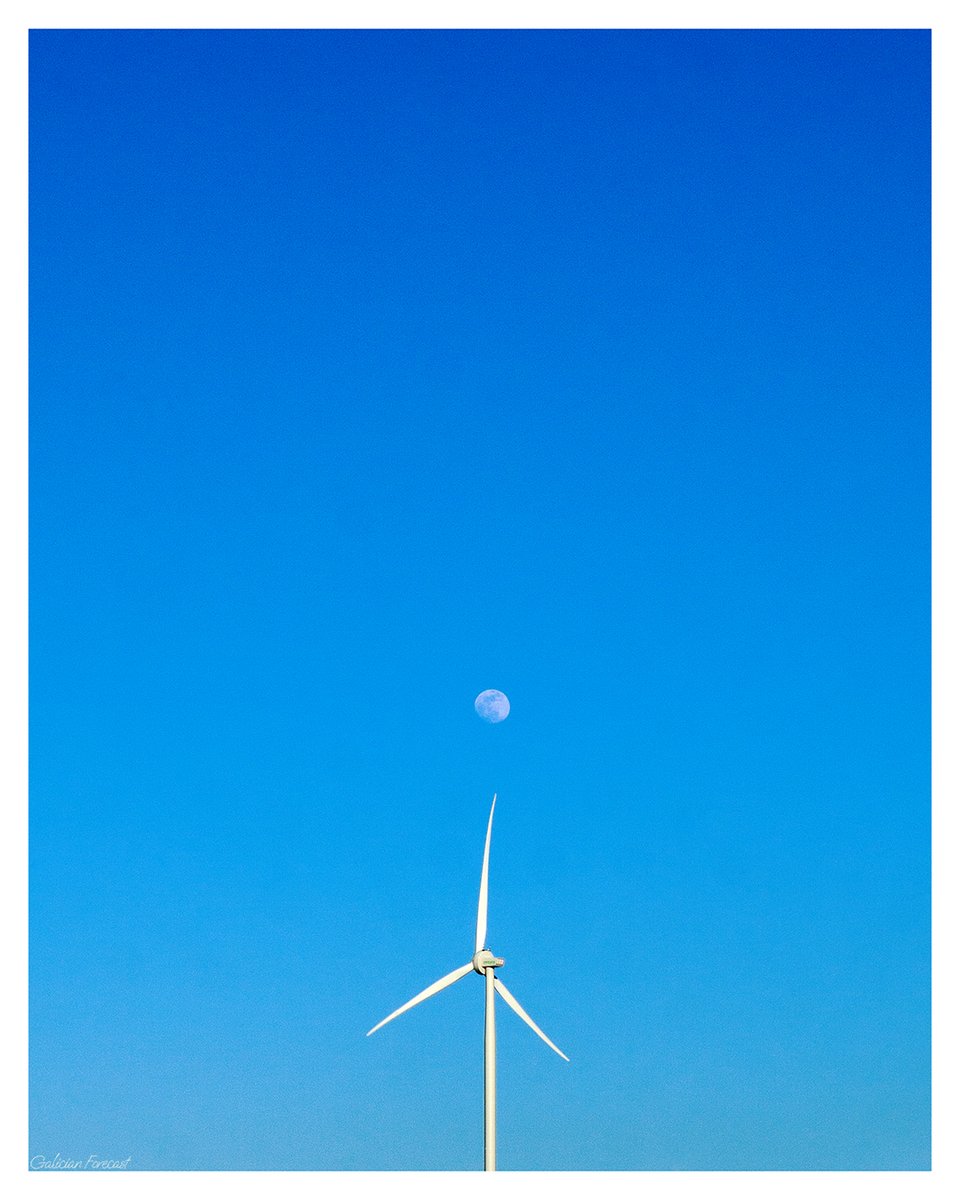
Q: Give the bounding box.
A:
[365,793,569,1171]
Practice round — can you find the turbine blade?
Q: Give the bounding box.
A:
[494,977,570,1062]
[366,962,474,1037]
[475,793,497,953]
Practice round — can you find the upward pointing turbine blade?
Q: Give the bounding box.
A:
[366,962,474,1037]
[475,793,497,953]
[493,977,570,1062]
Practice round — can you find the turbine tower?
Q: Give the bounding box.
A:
[366,793,569,1171]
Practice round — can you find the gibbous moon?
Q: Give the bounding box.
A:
[475,689,510,723]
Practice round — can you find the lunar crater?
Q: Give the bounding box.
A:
[475,689,510,723]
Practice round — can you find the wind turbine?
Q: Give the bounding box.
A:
[365,793,569,1171]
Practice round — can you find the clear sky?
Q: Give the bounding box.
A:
[29,28,929,1172]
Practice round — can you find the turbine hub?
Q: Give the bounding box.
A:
[473,949,504,974]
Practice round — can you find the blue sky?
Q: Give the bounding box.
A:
[29,28,929,1171]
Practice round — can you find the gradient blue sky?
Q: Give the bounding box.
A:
[29,28,929,1172]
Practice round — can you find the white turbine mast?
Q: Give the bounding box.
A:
[366,792,569,1170]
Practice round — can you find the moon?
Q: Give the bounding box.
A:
[474,689,510,723]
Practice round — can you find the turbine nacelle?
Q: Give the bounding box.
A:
[473,949,504,974]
